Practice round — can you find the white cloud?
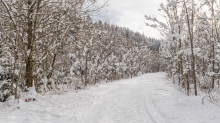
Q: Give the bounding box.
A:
[93,0,165,39]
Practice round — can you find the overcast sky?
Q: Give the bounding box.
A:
[93,0,165,39]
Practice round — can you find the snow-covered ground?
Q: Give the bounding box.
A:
[0,73,220,123]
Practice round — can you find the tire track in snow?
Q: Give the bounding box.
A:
[144,89,171,123]
[143,91,157,123]
[137,74,171,123]
[82,77,156,123]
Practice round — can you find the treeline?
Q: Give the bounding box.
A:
[146,0,220,101]
[148,37,160,51]
[0,0,159,102]
[66,18,159,88]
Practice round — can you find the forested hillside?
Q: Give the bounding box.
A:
[0,0,160,102]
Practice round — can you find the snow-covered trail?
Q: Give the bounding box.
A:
[1,73,220,123]
[0,73,162,123]
[81,75,155,123]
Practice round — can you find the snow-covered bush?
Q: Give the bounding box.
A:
[0,80,10,102]
[0,59,14,102]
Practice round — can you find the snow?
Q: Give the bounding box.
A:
[217,43,220,48]
[27,49,30,56]
[215,14,220,20]
[167,0,177,7]
[21,85,38,102]
[0,66,4,74]
[0,73,220,123]
[202,13,207,19]
[11,7,17,13]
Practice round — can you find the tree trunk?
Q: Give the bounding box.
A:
[47,54,57,88]
[179,26,183,84]
[26,0,34,88]
[212,1,215,89]
[85,52,88,86]
[184,0,197,96]
[26,57,33,88]
[187,73,189,96]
